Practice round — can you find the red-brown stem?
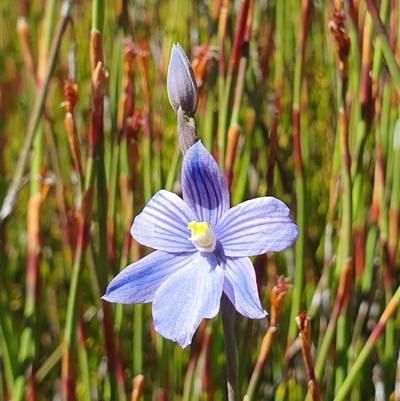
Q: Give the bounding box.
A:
[364,0,390,43]
[331,259,353,324]
[229,0,250,71]
[359,19,373,129]
[254,253,268,292]
[224,124,241,191]
[64,112,83,174]
[218,3,228,79]
[202,328,214,401]
[296,312,321,401]
[292,108,303,172]
[246,277,290,399]
[17,17,37,87]
[55,185,75,262]
[388,208,399,271]
[353,227,365,279]
[130,375,144,401]
[27,364,36,401]
[369,294,399,343]
[61,344,77,401]
[25,194,42,401]
[388,0,397,49]
[136,42,151,128]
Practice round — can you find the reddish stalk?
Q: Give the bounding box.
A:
[202,328,214,401]
[131,375,144,401]
[245,277,291,401]
[296,311,321,401]
[224,124,241,191]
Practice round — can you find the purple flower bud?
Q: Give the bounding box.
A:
[167,43,198,115]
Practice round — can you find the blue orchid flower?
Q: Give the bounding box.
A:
[102,141,298,348]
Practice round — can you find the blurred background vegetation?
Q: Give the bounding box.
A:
[0,0,399,400]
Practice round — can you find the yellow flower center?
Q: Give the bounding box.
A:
[187,221,216,252]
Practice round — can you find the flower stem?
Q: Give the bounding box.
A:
[221,293,239,401]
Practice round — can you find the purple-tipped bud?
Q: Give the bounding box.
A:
[167,43,198,115]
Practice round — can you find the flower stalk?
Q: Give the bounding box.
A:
[221,294,239,401]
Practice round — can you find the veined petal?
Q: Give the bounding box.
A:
[217,197,298,257]
[182,141,229,227]
[223,257,266,319]
[152,252,224,348]
[132,190,197,252]
[102,251,197,304]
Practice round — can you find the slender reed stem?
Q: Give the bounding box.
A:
[364,0,400,95]
[0,0,73,223]
[333,285,400,401]
[287,0,310,344]
[13,1,57,398]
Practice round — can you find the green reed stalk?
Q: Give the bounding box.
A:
[334,285,400,401]
[325,3,352,393]
[13,1,56,398]
[360,0,389,294]
[379,82,396,395]
[231,109,255,206]
[0,1,72,224]
[374,1,397,392]
[390,115,400,268]
[91,2,126,399]
[203,89,216,152]
[61,2,111,399]
[364,0,400,96]
[133,54,154,380]
[165,144,181,192]
[0,293,16,392]
[349,10,371,299]
[266,0,284,195]
[287,0,310,344]
[334,68,353,400]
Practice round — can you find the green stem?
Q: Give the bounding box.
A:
[364,0,400,95]
[287,0,310,344]
[0,0,72,223]
[221,294,239,401]
[333,286,400,401]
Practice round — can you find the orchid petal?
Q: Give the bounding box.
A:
[131,190,197,252]
[102,251,197,304]
[223,257,266,319]
[152,252,224,348]
[217,197,298,257]
[181,141,229,227]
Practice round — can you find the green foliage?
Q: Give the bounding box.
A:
[1,0,399,400]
